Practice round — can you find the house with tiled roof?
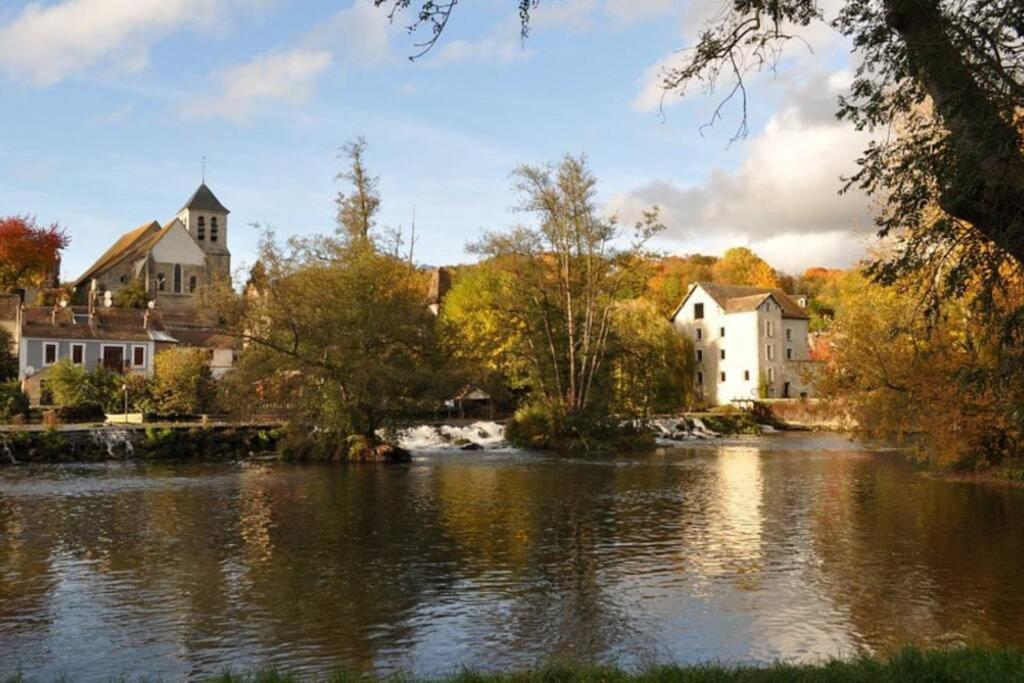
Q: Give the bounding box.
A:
[670,282,814,405]
[72,183,231,311]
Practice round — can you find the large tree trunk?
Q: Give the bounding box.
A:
[885,0,1024,264]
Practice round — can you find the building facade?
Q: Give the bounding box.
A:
[671,282,814,405]
[72,184,231,312]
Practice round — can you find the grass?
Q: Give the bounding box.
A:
[8,648,1024,682]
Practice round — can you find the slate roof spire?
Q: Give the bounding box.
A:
[180,183,230,214]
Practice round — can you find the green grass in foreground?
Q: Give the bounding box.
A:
[6,648,1024,682]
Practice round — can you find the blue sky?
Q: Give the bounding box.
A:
[0,0,873,282]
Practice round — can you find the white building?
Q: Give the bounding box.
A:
[670,282,813,405]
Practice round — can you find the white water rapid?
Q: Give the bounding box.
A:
[396,421,508,452]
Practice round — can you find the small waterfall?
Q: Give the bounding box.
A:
[1,438,15,465]
[396,421,507,452]
[648,417,720,444]
[92,429,136,458]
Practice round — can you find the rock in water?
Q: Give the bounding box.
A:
[460,442,483,451]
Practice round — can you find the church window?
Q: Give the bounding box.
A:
[157,274,166,291]
[211,216,218,228]
[197,216,206,241]
[173,265,182,294]
[211,221,219,242]
[189,276,197,293]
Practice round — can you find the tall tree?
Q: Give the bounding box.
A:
[464,154,664,419]
[0,216,69,292]
[335,136,381,243]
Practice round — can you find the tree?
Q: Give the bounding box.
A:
[47,359,120,411]
[335,136,381,243]
[377,0,1024,306]
[464,154,664,427]
[610,299,695,426]
[815,269,1024,466]
[113,278,149,308]
[0,216,69,292]
[711,247,780,288]
[152,348,216,416]
[0,328,17,382]
[213,229,446,450]
[646,254,717,315]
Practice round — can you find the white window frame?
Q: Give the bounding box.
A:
[131,345,147,369]
[70,343,86,366]
[42,342,59,366]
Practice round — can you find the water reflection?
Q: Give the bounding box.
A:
[1,436,1023,679]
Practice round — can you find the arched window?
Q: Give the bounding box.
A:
[196,215,206,241]
[173,264,182,294]
[211,216,218,228]
[197,216,205,227]
[157,273,166,291]
[189,275,197,293]
[210,220,219,243]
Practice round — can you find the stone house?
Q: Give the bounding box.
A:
[670,282,814,405]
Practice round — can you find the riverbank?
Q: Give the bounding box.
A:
[6,648,1015,682]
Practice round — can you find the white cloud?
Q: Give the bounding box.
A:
[431,16,534,66]
[610,69,874,271]
[183,48,332,120]
[305,0,394,67]
[0,0,240,86]
[531,0,601,32]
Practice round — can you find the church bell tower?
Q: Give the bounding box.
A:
[175,183,231,282]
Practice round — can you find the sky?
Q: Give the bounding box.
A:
[0,0,876,283]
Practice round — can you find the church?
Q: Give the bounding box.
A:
[72,183,231,310]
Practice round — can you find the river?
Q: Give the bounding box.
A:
[1,433,1023,680]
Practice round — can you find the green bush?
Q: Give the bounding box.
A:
[151,348,216,417]
[0,380,28,422]
[47,359,120,411]
[506,401,654,451]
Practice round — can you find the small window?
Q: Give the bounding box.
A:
[720,349,726,360]
[71,344,85,365]
[785,328,793,342]
[210,223,219,242]
[189,275,197,293]
[720,371,726,382]
[157,273,166,291]
[719,326,725,337]
[786,347,794,360]
[768,367,775,382]
[694,303,704,319]
[696,349,703,362]
[695,328,703,341]
[132,346,146,368]
[744,370,750,381]
[197,225,206,241]
[767,344,775,360]
[120,275,126,284]
[173,265,183,294]
[43,343,58,366]
[766,320,774,337]
[697,372,703,385]
[211,216,218,229]
[198,216,206,228]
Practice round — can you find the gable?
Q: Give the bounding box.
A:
[150,220,206,266]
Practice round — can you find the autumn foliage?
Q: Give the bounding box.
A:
[0,215,69,292]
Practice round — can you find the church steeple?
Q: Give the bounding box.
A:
[175,182,231,282]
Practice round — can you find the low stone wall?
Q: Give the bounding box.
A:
[0,424,283,464]
[754,399,853,430]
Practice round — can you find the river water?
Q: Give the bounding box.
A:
[2,433,1023,680]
